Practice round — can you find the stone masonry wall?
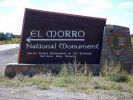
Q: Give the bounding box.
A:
[100,25,133,73]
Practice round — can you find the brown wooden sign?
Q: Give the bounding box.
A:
[18,8,106,64]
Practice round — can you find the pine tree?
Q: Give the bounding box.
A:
[112,35,118,49]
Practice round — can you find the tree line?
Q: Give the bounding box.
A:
[0,32,20,41]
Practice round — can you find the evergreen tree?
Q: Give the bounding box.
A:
[112,35,118,49]
[0,32,7,40]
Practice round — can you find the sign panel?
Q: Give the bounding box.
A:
[18,8,106,64]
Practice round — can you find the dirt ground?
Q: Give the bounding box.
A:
[1,84,132,100]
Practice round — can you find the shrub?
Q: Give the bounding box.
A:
[59,58,93,77]
[101,63,129,82]
[101,62,121,76]
[108,72,129,82]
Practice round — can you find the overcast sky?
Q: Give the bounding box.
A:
[0,0,133,35]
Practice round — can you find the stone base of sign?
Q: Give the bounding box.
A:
[5,63,100,78]
[121,63,133,73]
[5,63,61,78]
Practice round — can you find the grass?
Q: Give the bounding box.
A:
[0,72,133,95]
[0,72,51,90]
[0,38,20,45]
[101,63,129,82]
[0,62,133,97]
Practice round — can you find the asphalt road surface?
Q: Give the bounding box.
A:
[0,44,19,71]
[0,44,19,51]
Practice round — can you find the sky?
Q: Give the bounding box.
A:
[0,0,133,35]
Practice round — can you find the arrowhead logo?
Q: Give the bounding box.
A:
[108,32,129,56]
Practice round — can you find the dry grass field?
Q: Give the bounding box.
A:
[0,63,133,97]
[0,38,20,45]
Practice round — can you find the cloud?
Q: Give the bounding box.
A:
[0,0,132,34]
[0,0,71,34]
[0,0,112,34]
[0,0,34,8]
[76,0,113,9]
[68,0,113,18]
[107,16,126,25]
[118,2,133,8]
[43,3,69,12]
[0,0,35,34]
[126,13,133,16]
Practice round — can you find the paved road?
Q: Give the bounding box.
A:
[0,44,19,71]
[0,44,19,51]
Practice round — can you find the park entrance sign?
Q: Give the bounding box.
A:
[18,8,106,64]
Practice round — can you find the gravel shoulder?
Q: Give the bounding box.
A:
[0,85,127,100]
[0,84,132,100]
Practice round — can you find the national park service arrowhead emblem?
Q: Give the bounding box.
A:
[108,32,129,56]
